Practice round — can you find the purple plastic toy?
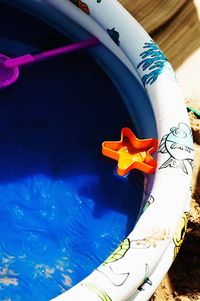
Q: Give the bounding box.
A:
[0,37,99,89]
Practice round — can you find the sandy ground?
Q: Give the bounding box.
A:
[150,99,200,301]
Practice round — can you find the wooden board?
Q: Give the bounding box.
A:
[119,0,187,33]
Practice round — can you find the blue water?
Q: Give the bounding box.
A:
[0,3,144,300]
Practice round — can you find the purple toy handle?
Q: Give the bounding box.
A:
[4,37,99,68]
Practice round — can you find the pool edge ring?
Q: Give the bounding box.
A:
[43,1,194,300]
[7,0,192,300]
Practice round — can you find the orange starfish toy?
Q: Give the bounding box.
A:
[102,127,158,176]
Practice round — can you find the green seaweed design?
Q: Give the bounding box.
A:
[137,40,176,85]
[83,283,112,301]
[103,238,131,265]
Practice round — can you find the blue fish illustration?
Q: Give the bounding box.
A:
[159,123,193,174]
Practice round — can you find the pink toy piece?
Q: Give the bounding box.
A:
[0,37,99,89]
[0,54,19,89]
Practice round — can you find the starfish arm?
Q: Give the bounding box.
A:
[122,128,158,152]
[102,141,122,161]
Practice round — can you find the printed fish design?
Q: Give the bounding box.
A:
[103,238,130,265]
[97,231,167,284]
[137,263,152,291]
[159,123,193,174]
[98,237,150,286]
[82,283,112,301]
[107,28,120,46]
[173,212,189,257]
[96,238,131,286]
[142,195,155,214]
[70,0,90,14]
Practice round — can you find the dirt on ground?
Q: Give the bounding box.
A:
[150,99,200,301]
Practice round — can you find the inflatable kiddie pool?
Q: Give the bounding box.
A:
[0,0,193,300]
